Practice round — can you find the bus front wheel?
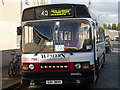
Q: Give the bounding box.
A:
[94,61,99,82]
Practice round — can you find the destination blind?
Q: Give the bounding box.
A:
[35,5,73,19]
[50,9,72,16]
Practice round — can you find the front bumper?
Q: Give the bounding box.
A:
[21,70,94,85]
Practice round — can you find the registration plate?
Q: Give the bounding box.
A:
[46,80,62,85]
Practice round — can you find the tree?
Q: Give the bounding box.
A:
[112,23,117,30]
[108,24,112,30]
[103,24,108,29]
[117,23,120,31]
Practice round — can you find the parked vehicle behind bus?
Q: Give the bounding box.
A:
[115,36,120,41]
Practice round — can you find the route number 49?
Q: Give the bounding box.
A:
[41,10,48,16]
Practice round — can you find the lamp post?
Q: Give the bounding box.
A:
[88,0,91,9]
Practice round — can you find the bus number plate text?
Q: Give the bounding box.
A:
[46,80,62,85]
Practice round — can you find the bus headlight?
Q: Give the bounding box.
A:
[75,63,81,69]
[29,64,35,70]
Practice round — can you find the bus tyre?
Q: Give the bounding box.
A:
[103,53,105,62]
[102,53,105,68]
[95,64,99,82]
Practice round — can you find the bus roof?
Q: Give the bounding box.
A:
[22,4,95,22]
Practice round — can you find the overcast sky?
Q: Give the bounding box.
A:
[51,0,119,24]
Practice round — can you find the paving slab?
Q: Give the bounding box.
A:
[1,67,21,89]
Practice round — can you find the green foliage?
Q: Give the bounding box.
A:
[103,24,108,29]
[108,24,112,29]
[112,23,117,30]
[103,23,120,31]
[117,23,120,31]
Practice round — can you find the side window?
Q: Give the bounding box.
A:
[96,28,105,43]
[33,30,41,44]
[99,28,105,42]
[96,30,99,43]
[24,25,41,45]
[24,25,34,44]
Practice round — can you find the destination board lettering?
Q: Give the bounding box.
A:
[50,9,72,16]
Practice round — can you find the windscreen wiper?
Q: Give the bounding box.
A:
[33,29,48,56]
[34,28,51,41]
[68,49,74,55]
[64,48,76,55]
[33,27,53,56]
[34,39,47,56]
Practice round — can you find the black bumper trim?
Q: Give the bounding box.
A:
[22,77,94,85]
[21,70,94,85]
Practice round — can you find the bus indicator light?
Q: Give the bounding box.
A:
[22,63,29,70]
[82,62,90,69]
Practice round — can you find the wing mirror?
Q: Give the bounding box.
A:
[17,26,22,35]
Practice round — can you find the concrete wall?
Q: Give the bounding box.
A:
[0,1,21,68]
[1,49,21,67]
[0,1,21,50]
